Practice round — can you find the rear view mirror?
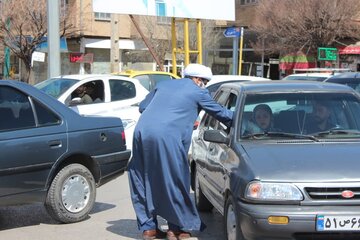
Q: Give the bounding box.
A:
[204,129,230,144]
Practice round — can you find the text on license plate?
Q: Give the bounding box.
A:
[317,215,360,231]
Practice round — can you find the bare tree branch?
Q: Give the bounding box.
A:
[0,0,79,82]
[251,0,360,56]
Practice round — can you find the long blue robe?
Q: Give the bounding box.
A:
[127,78,233,231]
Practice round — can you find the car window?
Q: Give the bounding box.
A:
[33,100,61,126]
[240,92,360,139]
[134,75,151,91]
[69,80,105,105]
[109,79,136,101]
[35,78,78,98]
[0,86,61,132]
[203,89,233,133]
[150,74,173,85]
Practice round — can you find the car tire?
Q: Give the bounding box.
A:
[45,163,96,223]
[194,168,213,212]
[224,195,244,240]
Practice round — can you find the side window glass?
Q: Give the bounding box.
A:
[151,74,172,88]
[69,82,94,106]
[109,80,136,101]
[218,93,237,134]
[85,80,104,103]
[33,100,61,127]
[0,86,35,131]
[134,75,151,91]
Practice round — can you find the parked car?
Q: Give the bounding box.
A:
[35,74,148,150]
[0,80,131,223]
[114,70,180,91]
[190,80,360,240]
[325,72,360,94]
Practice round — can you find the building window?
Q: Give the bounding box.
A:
[156,0,170,24]
[239,0,258,5]
[156,0,166,16]
[94,12,111,21]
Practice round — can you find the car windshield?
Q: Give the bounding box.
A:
[35,78,79,98]
[240,92,360,140]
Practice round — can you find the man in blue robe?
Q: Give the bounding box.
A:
[127,64,233,240]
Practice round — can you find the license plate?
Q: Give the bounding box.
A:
[317,215,360,231]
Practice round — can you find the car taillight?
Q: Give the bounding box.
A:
[121,130,126,145]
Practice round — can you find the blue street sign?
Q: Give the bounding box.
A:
[223,27,240,38]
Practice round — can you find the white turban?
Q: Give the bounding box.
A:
[183,64,213,81]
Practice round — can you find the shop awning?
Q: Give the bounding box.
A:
[338,45,360,55]
[279,53,316,70]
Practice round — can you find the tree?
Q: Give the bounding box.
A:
[251,0,360,56]
[0,0,78,83]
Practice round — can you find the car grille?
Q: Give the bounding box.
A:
[305,187,360,200]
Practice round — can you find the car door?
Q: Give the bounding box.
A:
[195,89,231,206]
[0,85,67,197]
[66,79,113,116]
[205,89,237,208]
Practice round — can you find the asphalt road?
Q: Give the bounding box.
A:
[0,172,226,240]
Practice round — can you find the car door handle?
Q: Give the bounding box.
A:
[48,140,62,148]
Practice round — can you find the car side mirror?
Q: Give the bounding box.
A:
[69,97,82,106]
[203,129,230,144]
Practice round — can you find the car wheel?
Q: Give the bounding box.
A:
[194,168,213,211]
[225,195,244,240]
[45,163,96,223]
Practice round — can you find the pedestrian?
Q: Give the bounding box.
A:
[127,63,233,240]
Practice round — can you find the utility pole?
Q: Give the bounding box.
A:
[110,13,120,73]
[47,0,61,78]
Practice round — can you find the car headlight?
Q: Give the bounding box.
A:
[245,181,303,201]
[121,119,136,130]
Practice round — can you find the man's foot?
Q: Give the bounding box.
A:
[166,230,192,240]
[142,229,167,240]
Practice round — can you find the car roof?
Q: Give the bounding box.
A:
[219,80,355,93]
[114,70,180,78]
[326,72,360,80]
[208,75,270,86]
[50,74,136,82]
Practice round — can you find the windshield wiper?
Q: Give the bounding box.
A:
[242,131,319,142]
[314,129,360,137]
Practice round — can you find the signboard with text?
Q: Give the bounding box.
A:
[93,0,235,21]
[318,47,337,61]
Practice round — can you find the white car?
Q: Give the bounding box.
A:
[189,75,271,160]
[35,74,148,150]
[281,73,334,81]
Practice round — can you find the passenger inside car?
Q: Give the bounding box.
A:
[305,100,336,133]
[253,104,278,132]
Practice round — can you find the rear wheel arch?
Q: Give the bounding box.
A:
[46,153,100,189]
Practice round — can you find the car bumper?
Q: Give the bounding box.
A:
[237,199,360,240]
[94,149,131,186]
